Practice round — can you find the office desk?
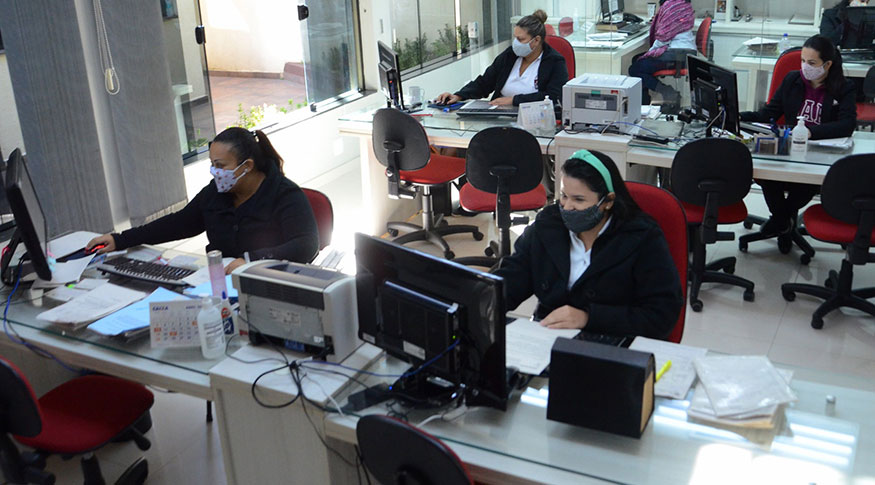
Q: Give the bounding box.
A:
[338,107,558,235]
[564,26,650,76]
[319,351,875,485]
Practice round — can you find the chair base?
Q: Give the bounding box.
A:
[388,221,482,260]
[781,260,875,329]
[452,255,498,270]
[114,457,148,485]
[689,256,756,312]
[739,213,815,264]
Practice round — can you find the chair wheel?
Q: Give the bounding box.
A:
[743,289,755,302]
[484,247,494,257]
[777,235,792,254]
[724,264,735,275]
[743,220,754,229]
[691,299,703,312]
[800,254,811,265]
[387,228,399,237]
[811,316,824,330]
[439,219,449,227]
[782,289,796,302]
[825,277,835,289]
[445,251,455,260]
[473,231,484,241]
[739,241,748,252]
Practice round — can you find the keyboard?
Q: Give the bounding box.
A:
[97,257,196,286]
[617,22,645,35]
[841,50,875,62]
[456,100,519,117]
[581,332,631,347]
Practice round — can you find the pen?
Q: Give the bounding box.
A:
[656,360,672,382]
[411,113,433,117]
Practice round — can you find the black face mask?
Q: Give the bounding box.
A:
[559,196,606,233]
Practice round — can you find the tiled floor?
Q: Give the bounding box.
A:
[32,158,875,484]
[206,75,308,132]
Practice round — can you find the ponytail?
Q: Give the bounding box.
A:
[212,127,284,175]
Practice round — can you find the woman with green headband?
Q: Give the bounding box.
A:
[495,150,683,338]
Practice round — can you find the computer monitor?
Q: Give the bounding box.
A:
[1,149,52,282]
[842,7,875,51]
[688,56,741,136]
[377,41,405,110]
[354,233,508,411]
[601,0,625,23]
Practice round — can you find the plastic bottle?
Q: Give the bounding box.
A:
[778,33,790,54]
[207,249,227,298]
[220,291,235,336]
[197,297,225,359]
[791,115,809,155]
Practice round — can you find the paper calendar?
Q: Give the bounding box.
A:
[149,299,204,348]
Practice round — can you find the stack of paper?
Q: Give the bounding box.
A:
[89,287,189,337]
[809,137,854,150]
[505,318,580,375]
[628,337,707,399]
[36,283,147,329]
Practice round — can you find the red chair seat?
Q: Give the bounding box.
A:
[15,375,154,454]
[856,102,875,122]
[803,204,875,244]
[654,68,688,78]
[399,154,466,185]
[459,183,547,213]
[681,200,748,224]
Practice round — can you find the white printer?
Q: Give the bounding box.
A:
[231,260,360,363]
[562,74,642,133]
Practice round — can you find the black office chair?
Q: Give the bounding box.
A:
[671,138,755,311]
[372,109,482,259]
[356,414,472,485]
[454,127,546,268]
[781,154,875,328]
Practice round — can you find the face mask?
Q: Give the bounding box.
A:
[560,197,606,234]
[512,37,533,57]
[801,62,826,81]
[210,162,249,193]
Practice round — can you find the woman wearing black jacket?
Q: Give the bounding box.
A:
[740,35,857,236]
[495,150,683,339]
[435,10,568,107]
[87,127,320,274]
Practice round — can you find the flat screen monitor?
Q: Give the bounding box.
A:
[377,41,405,110]
[355,233,507,411]
[842,6,875,51]
[688,55,741,135]
[601,0,625,23]
[2,149,52,281]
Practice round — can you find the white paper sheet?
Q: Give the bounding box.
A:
[36,283,147,326]
[629,337,708,399]
[89,287,188,336]
[743,37,778,46]
[809,137,854,149]
[182,257,234,287]
[46,231,101,259]
[32,257,95,289]
[505,318,580,375]
[693,355,798,417]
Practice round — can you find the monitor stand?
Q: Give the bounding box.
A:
[0,228,39,285]
[342,372,459,412]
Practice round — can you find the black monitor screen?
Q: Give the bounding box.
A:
[377,41,404,110]
[4,149,51,281]
[688,56,740,135]
[355,233,507,411]
[842,7,875,51]
[601,0,625,21]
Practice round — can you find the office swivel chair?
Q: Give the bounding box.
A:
[855,66,875,131]
[372,108,482,259]
[651,15,713,112]
[671,138,755,312]
[627,182,688,343]
[0,357,154,485]
[545,35,575,80]
[356,415,472,485]
[781,154,875,329]
[558,16,574,37]
[453,127,546,269]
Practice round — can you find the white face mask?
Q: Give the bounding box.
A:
[800,62,826,81]
[512,37,534,57]
[210,162,249,193]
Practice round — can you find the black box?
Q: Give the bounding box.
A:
[547,337,655,438]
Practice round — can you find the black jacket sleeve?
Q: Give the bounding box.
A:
[584,226,683,339]
[112,188,207,250]
[493,226,537,312]
[248,188,319,263]
[740,74,792,124]
[511,55,568,106]
[455,53,507,101]
[809,80,857,140]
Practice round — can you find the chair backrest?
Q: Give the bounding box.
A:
[670,138,752,208]
[372,108,430,171]
[626,183,688,344]
[546,35,575,80]
[821,154,875,225]
[0,358,43,438]
[769,47,802,102]
[357,415,472,485]
[466,127,543,195]
[696,16,713,60]
[558,16,574,37]
[301,188,333,250]
[864,66,875,99]
[545,23,556,36]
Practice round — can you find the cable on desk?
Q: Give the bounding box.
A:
[298,362,369,391]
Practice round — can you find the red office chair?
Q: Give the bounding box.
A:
[372,108,482,259]
[855,66,875,130]
[781,154,875,329]
[301,188,333,250]
[0,357,154,485]
[357,415,472,485]
[546,35,575,80]
[627,182,688,343]
[671,138,755,312]
[653,16,713,82]
[545,23,556,36]
[558,16,574,37]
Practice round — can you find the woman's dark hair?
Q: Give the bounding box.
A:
[561,150,641,223]
[803,34,847,99]
[212,127,284,175]
[516,9,547,42]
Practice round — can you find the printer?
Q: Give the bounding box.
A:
[231,260,360,363]
[562,74,642,133]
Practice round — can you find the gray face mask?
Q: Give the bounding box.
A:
[559,196,606,234]
[512,37,534,57]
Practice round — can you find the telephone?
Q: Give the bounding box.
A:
[623,12,644,23]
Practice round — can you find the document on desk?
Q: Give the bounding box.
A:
[628,337,707,399]
[31,256,95,289]
[36,283,147,327]
[89,287,189,336]
[809,137,853,150]
[506,318,580,375]
[46,231,101,259]
[181,257,235,287]
[183,274,237,299]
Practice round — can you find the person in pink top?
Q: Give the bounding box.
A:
[628,0,695,112]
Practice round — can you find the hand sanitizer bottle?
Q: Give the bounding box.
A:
[197,297,225,359]
[791,116,808,156]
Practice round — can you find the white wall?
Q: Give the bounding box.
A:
[200,0,303,74]
[0,55,25,154]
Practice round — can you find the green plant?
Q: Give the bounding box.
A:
[393,35,428,71]
[231,103,265,130]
